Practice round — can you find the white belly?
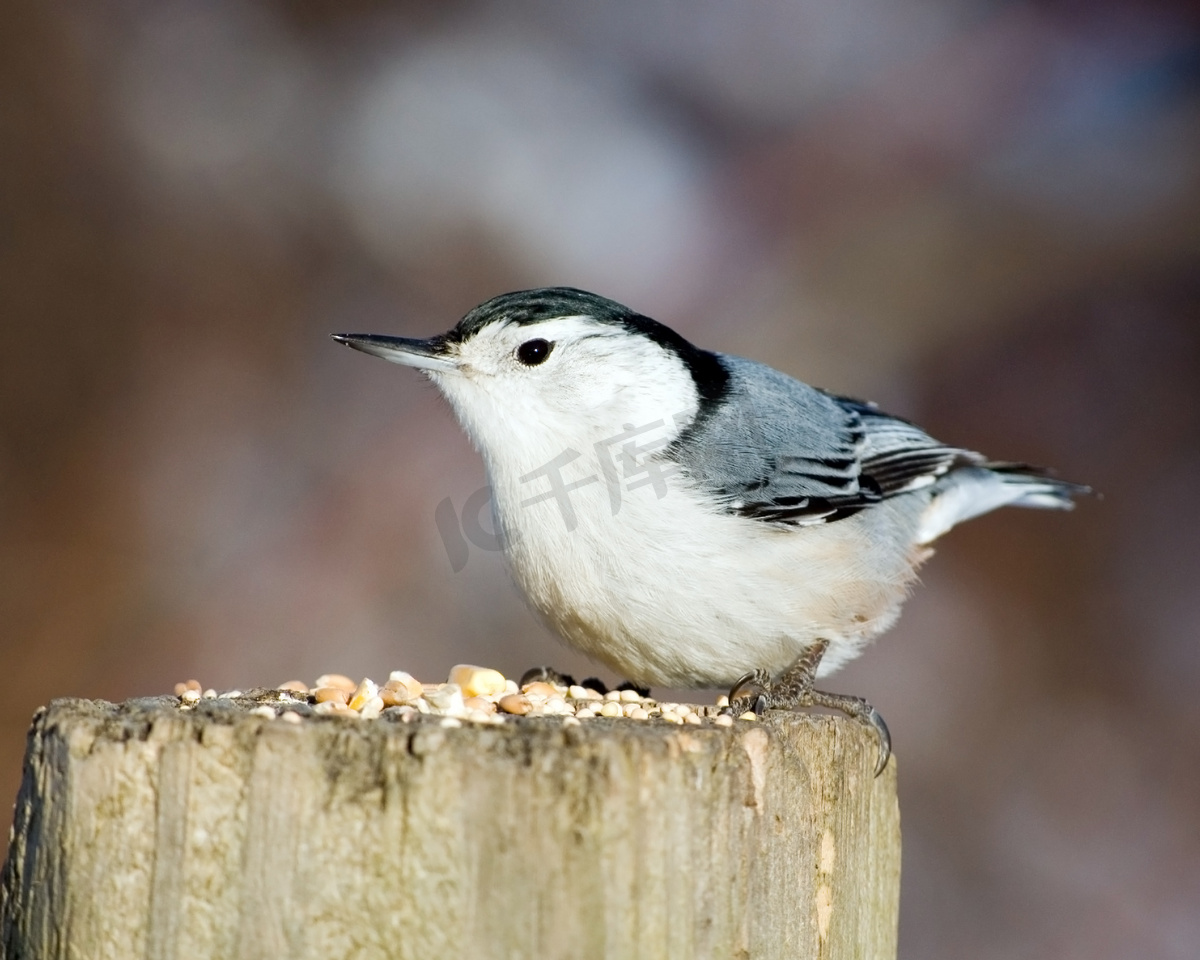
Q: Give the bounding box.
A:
[492,465,925,688]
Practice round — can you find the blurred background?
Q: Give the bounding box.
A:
[3,0,1199,955]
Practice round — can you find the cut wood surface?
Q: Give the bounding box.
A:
[1,696,899,960]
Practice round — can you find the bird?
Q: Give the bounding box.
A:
[333,287,1087,774]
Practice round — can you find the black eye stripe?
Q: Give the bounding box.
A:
[516,339,553,366]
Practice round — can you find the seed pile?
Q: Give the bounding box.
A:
[172,667,757,727]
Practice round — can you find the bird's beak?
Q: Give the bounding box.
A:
[331,334,459,372]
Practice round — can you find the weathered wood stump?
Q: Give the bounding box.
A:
[1,696,899,959]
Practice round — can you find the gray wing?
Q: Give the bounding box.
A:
[671,354,970,524]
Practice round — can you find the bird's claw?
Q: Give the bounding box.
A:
[864,705,891,778]
[722,673,892,777]
[727,668,771,704]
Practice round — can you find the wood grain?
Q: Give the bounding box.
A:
[1,697,899,960]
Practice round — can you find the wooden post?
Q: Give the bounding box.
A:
[1,696,899,960]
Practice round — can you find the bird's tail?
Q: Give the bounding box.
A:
[983,461,1092,507]
[915,461,1091,544]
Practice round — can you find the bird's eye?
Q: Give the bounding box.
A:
[516,338,553,366]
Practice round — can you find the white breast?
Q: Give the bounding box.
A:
[489,442,926,688]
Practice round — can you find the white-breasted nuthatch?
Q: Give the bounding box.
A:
[334,287,1087,773]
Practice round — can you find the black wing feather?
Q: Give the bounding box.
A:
[671,357,971,525]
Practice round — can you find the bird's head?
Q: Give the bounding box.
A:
[334,287,728,469]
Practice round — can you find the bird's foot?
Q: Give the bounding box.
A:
[724,640,891,777]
